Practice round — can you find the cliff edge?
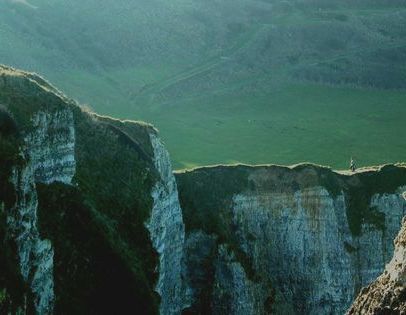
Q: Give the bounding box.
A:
[176,164,406,314]
[0,65,187,314]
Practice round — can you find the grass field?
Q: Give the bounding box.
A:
[130,83,406,170]
[1,0,406,169]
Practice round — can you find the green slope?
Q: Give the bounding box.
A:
[1,0,405,169]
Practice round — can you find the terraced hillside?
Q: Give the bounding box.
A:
[1,0,406,168]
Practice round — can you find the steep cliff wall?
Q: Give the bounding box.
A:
[176,164,406,314]
[348,212,406,315]
[7,108,76,314]
[1,66,80,314]
[147,133,187,315]
[0,65,185,314]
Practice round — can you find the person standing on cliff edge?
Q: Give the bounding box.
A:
[350,157,356,172]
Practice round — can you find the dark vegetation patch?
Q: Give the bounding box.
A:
[264,287,277,314]
[0,114,26,313]
[50,107,160,314]
[37,183,158,315]
[95,116,157,158]
[178,164,406,240]
[177,166,250,236]
[342,165,406,236]
[72,108,157,224]
[182,234,218,315]
[0,207,27,314]
[0,69,74,131]
[176,166,258,313]
[0,105,22,180]
[290,163,344,197]
[0,105,19,138]
[104,121,152,163]
[344,241,358,253]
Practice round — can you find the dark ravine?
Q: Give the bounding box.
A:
[0,65,406,315]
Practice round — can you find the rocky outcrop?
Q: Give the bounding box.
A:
[147,133,187,315]
[6,108,76,314]
[9,165,54,315]
[348,197,406,315]
[183,231,217,313]
[25,110,76,184]
[0,65,163,314]
[211,244,264,315]
[176,165,406,314]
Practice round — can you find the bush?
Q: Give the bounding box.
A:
[0,105,18,137]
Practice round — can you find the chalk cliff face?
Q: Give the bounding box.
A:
[24,110,76,184]
[176,165,406,314]
[7,108,76,314]
[147,133,187,315]
[0,65,181,314]
[348,214,406,315]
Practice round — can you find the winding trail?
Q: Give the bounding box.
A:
[133,24,267,106]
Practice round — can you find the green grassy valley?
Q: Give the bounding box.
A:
[1,0,405,169]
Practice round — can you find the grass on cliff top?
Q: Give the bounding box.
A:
[5,62,406,173]
[0,67,76,131]
[177,164,406,239]
[144,83,406,170]
[2,1,406,169]
[51,71,406,171]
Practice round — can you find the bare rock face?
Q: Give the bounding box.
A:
[25,110,76,184]
[176,165,406,315]
[211,244,264,315]
[0,66,81,314]
[7,109,76,314]
[348,199,406,315]
[147,133,188,315]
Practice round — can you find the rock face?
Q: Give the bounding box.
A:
[348,208,406,314]
[211,244,264,315]
[147,133,187,315]
[0,65,174,314]
[25,110,76,184]
[7,109,76,314]
[176,165,406,314]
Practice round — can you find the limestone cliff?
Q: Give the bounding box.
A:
[147,133,187,315]
[7,108,76,314]
[348,195,406,315]
[176,164,406,314]
[0,65,184,314]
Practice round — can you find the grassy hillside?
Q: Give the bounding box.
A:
[1,0,406,169]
